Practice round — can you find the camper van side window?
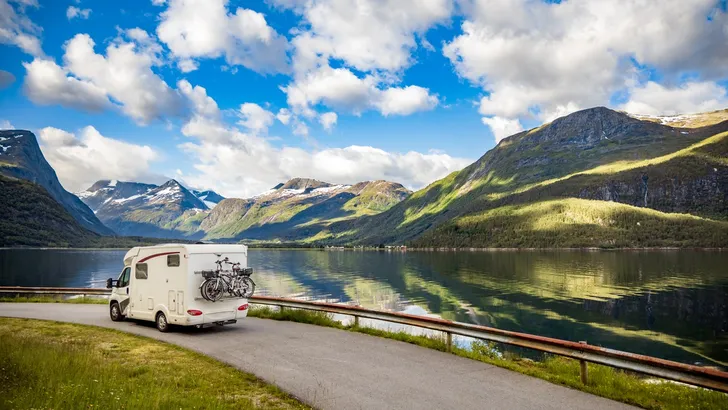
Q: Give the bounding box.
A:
[167,254,180,267]
[135,263,148,279]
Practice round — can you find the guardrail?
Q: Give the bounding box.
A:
[2,285,728,393]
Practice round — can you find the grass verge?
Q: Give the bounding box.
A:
[248,306,728,410]
[0,295,108,304]
[0,317,309,410]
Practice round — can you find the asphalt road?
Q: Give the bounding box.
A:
[0,303,634,410]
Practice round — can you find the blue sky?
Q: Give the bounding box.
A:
[1,0,727,197]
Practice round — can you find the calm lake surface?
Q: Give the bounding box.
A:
[1,249,727,367]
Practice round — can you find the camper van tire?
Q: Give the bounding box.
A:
[156,312,170,333]
[109,302,123,322]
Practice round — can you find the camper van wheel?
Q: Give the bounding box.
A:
[110,302,123,322]
[156,312,170,333]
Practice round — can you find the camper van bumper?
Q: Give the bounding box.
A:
[182,311,246,325]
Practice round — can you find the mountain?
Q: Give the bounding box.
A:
[192,189,225,208]
[77,176,411,241]
[200,178,411,241]
[0,173,101,247]
[325,107,728,248]
[79,179,209,238]
[0,130,113,235]
[79,180,158,210]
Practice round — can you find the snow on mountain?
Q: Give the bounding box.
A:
[192,189,225,208]
[78,179,210,238]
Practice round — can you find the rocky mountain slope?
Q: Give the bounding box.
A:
[0,174,101,247]
[324,107,728,248]
[0,174,183,248]
[0,130,113,235]
[79,179,210,238]
[201,178,411,241]
[78,177,410,241]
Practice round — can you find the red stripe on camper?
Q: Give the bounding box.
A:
[138,251,180,263]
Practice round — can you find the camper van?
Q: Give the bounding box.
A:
[106,244,251,332]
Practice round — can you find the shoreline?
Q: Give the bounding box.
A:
[1,246,726,252]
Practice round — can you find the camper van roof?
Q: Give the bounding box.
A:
[123,243,247,265]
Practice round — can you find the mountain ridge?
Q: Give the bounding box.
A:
[0,130,113,235]
[78,176,412,241]
[320,106,728,247]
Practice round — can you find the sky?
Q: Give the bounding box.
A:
[1,0,727,198]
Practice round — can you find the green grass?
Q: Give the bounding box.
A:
[410,198,728,248]
[0,295,108,304]
[0,318,309,410]
[247,306,728,410]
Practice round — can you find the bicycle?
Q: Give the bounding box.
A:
[199,257,255,302]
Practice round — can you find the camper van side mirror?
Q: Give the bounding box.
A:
[106,278,113,289]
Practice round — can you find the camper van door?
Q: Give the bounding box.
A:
[115,266,131,314]
[130,260,153,320]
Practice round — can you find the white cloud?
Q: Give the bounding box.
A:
[276,0,447,122]
[0,0,44,56]
[283,65,439,117]
[23,58,110,112]
[156,0,289,74]
[238,103,274,134]
[0,119,13,129]
[292,118,309,136]
[38,126,159,192]
[177,79,220,119]
[284,66,375,116]
[481,116,523,143]
[444,0,728,129]
[182,132,471,198]
[319,111,337,131]
[61,32,182,124]
[177,59,198,73]
[276,108,292,125]
[22,30,183,124]
[620,81,728,116]
[178,90,470,198]
[66,6,91,20]
[278,0,453,73]
[375,86,438,116]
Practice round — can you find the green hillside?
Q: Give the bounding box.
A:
[322,107,728,248]
[0,175,198,248]
[201,180,411,242]
[411,198,728,248]
[0,174,100,247]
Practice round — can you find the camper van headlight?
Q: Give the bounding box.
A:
[187,309,203,316]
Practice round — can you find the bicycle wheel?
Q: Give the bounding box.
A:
[200,279,212,301]
[202,279,224,302]
[241,277,256,298]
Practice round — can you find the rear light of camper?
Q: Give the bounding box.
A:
[237,304,249,311]
[187,309,203,316]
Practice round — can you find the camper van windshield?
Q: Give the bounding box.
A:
[118,267,130,287]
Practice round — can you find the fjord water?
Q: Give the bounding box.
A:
[1,249,727,367]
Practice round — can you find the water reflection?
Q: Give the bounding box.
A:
[1,248,726,366]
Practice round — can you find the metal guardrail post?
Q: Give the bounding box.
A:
[353,315,359,327]
[579,341,589,385]
[446,332,453,353]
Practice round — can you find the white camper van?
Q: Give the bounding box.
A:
[106,244,252,332]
